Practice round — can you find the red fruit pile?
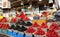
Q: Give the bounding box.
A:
[1,17,7,22]
[16,12,30,21]
[46,30,59,37]
[49,23,59,30]
[42,12,48,17]
[23,16,30,21]
[0,19,2,22]
[16,12,25,19]
[0,23,9,30]
[40,22,48,28]
[16,13,20,18]
[26,26,36,33]
[10,17,17,23]
[32,22,39,27]
[19,12,26,19]
[58,27,60,30]
[2,24,9,30]
[34,28,45,35]
[0,23,2,28]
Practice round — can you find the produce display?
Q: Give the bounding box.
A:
[0,0,60,37]
[0,10,60,37]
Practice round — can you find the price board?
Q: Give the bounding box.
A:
[2,0,11,8]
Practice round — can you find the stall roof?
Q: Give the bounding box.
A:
[8,0,49,9]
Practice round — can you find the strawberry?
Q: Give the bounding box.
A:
[26,26,36,33]
[34,28,45,35]
[10,18,17,23]
[1,17,7,22]
[32,22,39,27]
[40,22,48,28]
[49,23,59,30]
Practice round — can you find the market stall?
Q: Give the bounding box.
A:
[0,0,60,37]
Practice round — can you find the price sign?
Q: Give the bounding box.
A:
[2,0,11,8]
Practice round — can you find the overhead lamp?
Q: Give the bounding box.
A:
[39,0,42,1]
[21,2,23,5]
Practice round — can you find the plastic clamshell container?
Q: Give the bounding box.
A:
[12,30,18,37]
[0,29,2,33]
[34,35,44,37]
[7,29,13,36]
[42,28,48,33]
[25,33,32,37]
[2,29,8,34]
[17,31,24,37]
